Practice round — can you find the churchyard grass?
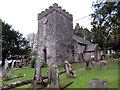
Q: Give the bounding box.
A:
[2,60,118,89]
[71,62,85,69]
[60,60,118,88]
[2,63,84,86]
[2,67,34,86]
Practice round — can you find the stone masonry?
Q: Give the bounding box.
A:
[36,3,74,67]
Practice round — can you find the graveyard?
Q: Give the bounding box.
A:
[1,59,119,89]
[1,2,120,90]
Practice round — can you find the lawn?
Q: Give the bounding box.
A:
[60,60,118,89]
[2,60,119,89]
[2,62,84,86]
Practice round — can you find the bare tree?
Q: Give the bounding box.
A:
[26,33,37,57]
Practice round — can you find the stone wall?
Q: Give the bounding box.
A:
[37,11,56,66]
[84,52,93,60]
[55,7,73,65]
[84,46,101,61]
[74,42,86,62]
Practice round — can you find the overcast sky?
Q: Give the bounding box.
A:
[0,0,96,37]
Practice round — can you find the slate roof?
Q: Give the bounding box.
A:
[85,44,98,52]
[73,35,92,45]
[73,35,98,52]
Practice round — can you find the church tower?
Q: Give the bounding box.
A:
[37,3,73,67]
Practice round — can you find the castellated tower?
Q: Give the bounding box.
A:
[37,3,74,67]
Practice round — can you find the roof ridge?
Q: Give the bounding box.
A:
[73,35,92,45]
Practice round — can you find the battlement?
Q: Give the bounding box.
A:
[38,3,73,21]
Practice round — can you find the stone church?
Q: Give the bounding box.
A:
[36,3,101,67]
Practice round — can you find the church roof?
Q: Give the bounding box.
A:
[73,35,92,45]
[85,44,98,52]
[73,35,98,52]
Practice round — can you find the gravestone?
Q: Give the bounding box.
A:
[47,65,60,89]
[98,60,107,70]
[64,61,76,78]
[89,79,108,90]
[11,60,16,69]
[32,58,46,89]
[2,59,9,79]
[85,60,91,70]
[118,58,120,63]
[90,60,97,70]
[90,60,107,70]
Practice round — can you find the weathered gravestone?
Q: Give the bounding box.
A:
[2,59,9,79]
[32,58,46,89]
[90,60,98,70]
[89,60,107,70]
[47,64,60,89]
[64,61,76,78]
[97,60,107,70]
[85,60,91,70]
[89,79,108,90]
[11,60,16,69]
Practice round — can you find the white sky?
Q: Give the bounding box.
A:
[0,0,96,37]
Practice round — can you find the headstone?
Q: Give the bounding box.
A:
[98,60,107,70]
[35,57,43,82]
[2,59,9,79]
[18,56,23,68]
[85,60,91,70]
[89,79,108,90]
[32,58,46,89]
[22,56,25,66]
[64,61,76,78]
[91,55,95,60]
[90,60,107,70]
[47,65,60,89]
[11,60,16,69]
[90,60,98,70]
